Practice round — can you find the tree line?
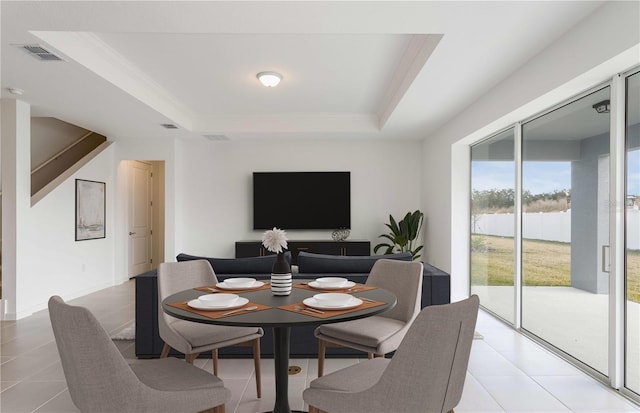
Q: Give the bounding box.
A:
[472,188,570,213]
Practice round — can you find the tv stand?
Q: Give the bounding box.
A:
[235,240,370,265]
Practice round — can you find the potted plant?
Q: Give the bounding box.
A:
[374,210,424,260]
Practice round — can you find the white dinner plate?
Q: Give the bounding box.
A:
[302,297,363,310]
[308,281,356,290]
[216,281,265,290]
[187,297,249,311]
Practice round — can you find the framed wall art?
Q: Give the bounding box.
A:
[75,179,106,241]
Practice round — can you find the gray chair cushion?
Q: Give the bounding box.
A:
[315,316,405,348]
[170,319,262,348]
[129,357,225,391]
[310,358,389,392]
[176,252,291,274]
[297,251,412,274]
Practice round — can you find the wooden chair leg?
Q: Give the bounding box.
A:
[212,349,219,376]
[185,352,200,364]
[367,352,374,359]
[318,339,326,377]
[252,338,262,398]
[308,406,327,413]
[160,342,170,358]
[199,404,225,413]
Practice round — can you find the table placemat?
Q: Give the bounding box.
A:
[293,283,377,293]
[194,283,271,294]
[278,299,387,319]
[167,301,271,319]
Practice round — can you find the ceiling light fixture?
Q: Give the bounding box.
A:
[7,87,24,96]
[257,71,282,87]
[592,99,610,114]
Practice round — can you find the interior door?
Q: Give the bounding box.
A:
[128,161,152,277]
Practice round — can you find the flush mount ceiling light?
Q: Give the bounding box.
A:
[257,71,282,87]
[7,87,24,96]
[592,99,610,114]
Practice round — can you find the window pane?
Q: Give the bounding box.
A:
[471,129,516,324]
[522,87,610,375]
[625,71,640,394]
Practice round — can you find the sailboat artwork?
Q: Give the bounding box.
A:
[75,179,106,241]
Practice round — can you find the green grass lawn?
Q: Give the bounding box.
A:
[471,235,640,302]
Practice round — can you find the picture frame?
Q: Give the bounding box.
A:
[75,179,106,241]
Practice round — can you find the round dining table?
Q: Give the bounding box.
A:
[162,279,397,413]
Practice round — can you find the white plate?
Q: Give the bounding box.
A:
[303,296,363,310]
[308,281,356,290]
[187,297,249,311]
[216,281,265,290]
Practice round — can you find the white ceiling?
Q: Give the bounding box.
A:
[1,1,605,142]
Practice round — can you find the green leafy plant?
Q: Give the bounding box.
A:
[374,210,424,260]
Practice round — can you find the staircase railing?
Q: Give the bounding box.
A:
[31,131,107,196]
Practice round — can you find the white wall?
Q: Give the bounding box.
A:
[172,139,423,258]
[20,146,116,317]
[2,99,117,319]
[421,1,640,300]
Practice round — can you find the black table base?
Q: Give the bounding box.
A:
[273,326,292,413]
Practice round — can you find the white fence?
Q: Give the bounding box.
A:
[473,209,640,249]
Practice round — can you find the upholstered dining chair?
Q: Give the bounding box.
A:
[315,258,423,376]
[48,295,230,413]
[304,295,479,413]
[158,260,263,397]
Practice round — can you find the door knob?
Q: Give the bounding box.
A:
[129,232,136,236]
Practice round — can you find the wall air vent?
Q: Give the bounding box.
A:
[19,44,64,61]
[161,123,178,129]
[203,134,229,141]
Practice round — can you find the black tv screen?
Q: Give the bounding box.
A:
[253,172,351,230]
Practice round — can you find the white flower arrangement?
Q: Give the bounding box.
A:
[262,227,288,253]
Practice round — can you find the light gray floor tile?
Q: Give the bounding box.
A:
[33,389,80,413]
[1,355,17,365]
[457,373,506,412]
[500,349,582,376]
[24,361,65,382]
[468,349,527,377]
[0,381,67,413]
[533,375,640,412]
[1,381,19,392]
[475,375,570,411]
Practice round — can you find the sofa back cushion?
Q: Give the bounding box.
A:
[297,251,412,274]
[176,252,291,274]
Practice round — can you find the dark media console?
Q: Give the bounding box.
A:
[235,240,370,265]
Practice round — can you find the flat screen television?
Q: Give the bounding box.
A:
[253,171,350,230]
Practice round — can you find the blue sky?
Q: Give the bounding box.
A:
[472,151,640,195]
[471,161,571,194]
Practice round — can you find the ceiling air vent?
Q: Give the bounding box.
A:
[161,123,178,129]
[19,44,64,61]
[203,134,229,141]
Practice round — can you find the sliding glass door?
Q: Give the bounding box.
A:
[521,87,611,375]
[625,71,640,395]
[470,129,516,324]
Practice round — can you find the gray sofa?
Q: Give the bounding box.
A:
[135,251,450,358]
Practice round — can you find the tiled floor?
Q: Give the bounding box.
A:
[1,280,639,412]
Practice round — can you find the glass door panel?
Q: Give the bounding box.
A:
[522,87,611,375]
[471,129,516,324]
[625,71,640,394]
